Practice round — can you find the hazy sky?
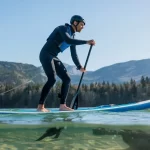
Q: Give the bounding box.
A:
[0,0,150,71]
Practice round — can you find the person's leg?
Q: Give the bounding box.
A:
[54,58,74,111]
[37,55,56,112]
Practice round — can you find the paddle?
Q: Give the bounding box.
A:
[70,45,93,109]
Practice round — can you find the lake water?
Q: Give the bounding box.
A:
[0,109,150,150]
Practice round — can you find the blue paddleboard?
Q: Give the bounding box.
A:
[0,100,150,114]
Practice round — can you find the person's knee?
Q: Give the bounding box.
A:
[64,76,71,84]
[47,77,56,86]
[51,78,56,85]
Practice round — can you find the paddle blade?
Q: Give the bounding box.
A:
[70,92,78,109]
[73,95,78,110]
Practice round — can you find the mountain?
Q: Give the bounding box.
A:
[0,58,150,86]
[84,59,150,83]
[0,61,45,85]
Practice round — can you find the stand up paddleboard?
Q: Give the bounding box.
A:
[0,100,150,114]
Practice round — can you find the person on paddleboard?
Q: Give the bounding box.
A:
[37,15,95,112]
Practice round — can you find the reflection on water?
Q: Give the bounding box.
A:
[0,110,150,150]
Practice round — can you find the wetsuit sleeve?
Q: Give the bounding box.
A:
[70,45,82,70]
[58,26,87,45]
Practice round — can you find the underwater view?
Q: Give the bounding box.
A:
[0,109,150,150]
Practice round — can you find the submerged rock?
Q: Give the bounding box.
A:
[36,127,64,141]
[93,127,150,150]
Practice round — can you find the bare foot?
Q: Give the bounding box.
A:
[59,104,74,111]
[37,104,49,112]
[37,108,49,112]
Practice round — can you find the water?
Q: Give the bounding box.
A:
[0,109,150,150]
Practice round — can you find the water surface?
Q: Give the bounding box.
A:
[0,109,150,150]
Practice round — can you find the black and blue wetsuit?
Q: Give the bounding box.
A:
[39,23,87,105]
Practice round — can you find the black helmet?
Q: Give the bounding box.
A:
[70,15,85,25]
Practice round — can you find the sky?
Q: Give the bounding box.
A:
[0,0,150,71]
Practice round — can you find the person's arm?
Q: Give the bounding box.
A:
[58,26,87,45]
[70,45,82,70]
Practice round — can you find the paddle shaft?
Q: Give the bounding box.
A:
[70,45,93,109]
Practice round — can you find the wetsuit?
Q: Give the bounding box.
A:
[39,23,87,105]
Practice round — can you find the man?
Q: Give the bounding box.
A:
[37,15,95,112]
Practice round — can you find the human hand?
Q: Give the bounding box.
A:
[87,39,95,45]
[80,67,86,73]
